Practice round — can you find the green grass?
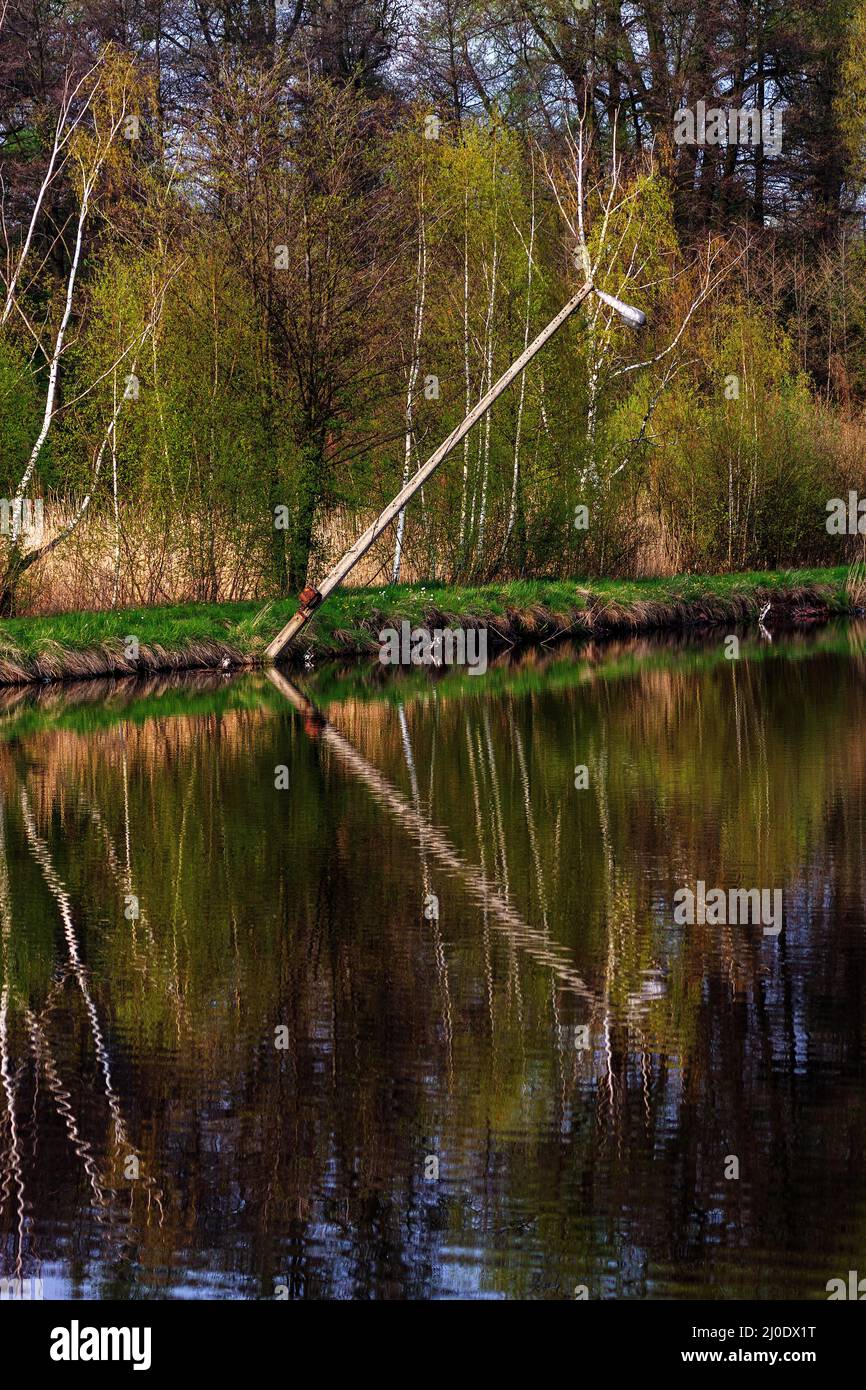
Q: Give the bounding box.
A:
[0,566,854,669]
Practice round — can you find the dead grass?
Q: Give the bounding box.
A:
[0,637,253,688]
[845,559,866,611]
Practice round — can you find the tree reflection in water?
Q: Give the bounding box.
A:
[1,628,865,1299]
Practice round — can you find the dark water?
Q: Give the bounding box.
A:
[2,626,866,1300]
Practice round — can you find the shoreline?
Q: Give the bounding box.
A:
[0,570,856,690]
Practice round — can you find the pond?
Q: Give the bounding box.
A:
[1,624,865,1299]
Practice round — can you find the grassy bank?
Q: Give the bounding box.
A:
[0,568,857,687]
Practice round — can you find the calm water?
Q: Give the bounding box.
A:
[2,626,866,1300]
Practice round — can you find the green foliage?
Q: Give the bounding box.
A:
[0,337,43,491]
[649,301,839,571]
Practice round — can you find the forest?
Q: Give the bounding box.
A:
[2,0,866,619]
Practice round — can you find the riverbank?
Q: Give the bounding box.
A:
[0,568,857,688]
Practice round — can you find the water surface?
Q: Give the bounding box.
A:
[1,627,865,1299]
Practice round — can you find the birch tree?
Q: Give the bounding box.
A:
[0,48,154,610]
[392,137,431,584]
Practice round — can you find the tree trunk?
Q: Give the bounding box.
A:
[288,437,326,590]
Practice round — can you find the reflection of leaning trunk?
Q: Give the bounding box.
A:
[268,670,595,1003]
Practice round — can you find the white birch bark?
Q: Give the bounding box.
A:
[475,235,498,561]
[504,165,537,552]
[392,170,428,585]
[15,66,133,501]
[459,189,471,550]
[1,61,100,330]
